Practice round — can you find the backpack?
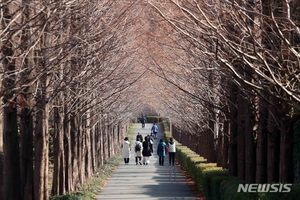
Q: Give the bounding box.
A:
[135,143,141,151]
[158,143,165,153]
[158,144,163,152]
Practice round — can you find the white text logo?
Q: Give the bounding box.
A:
[237,183,292,193]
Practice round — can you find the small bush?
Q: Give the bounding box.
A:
[220,178,258,200]
[50,194,82,200]
[145,116,162,123]
[284,184,300,200]
[200,167,229,200]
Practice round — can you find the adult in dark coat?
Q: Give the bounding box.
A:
[157,139,167,166]
[142,136,153,165]
[136,132,143,143]
[140,116,146,128]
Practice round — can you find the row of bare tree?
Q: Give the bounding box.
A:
[0,0,148,199]
[147,0,300,184]
[1,0,299,199]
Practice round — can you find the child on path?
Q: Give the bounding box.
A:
[122,137,130,165]
[157,139,167,166]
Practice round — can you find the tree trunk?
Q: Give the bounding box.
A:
[78,117,84,185]
[64,110,72,192]
[256,97,268,183]
[99,119,104,167]
[237,90,245,179]
[279,104,293,182]
[103,124,108,161]
[108,124,111,159]
[223,123,229,168]
[20,108,34,200]
[51,107,65,195]
[19,0,34,197]
[0,112,3,198]
[2,5,22,199]
[91,125,96,173]
[267,100,280,182]
[0,45,3,200]
[70,113,79,190]
[85,109,92,178]
[293,119,300,183]
[34,75,49,200]
[228,82,238,176]
[244,102,255,183]
[279,122,293,182]
[2,100,21,200]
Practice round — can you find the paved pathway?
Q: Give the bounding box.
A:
[96,123,197,200]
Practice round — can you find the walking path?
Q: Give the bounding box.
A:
[96,123,197,200]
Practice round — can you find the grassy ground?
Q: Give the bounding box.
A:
[51,123,135,200]
[127,123,137,143]
[50,155,122,200]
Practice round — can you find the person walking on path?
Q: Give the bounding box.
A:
[136,132,143,143]
[151,122,158,139]
[157,139,167,166]
[168,137,176,166]
[140,115,146,128]
[147,134,153,145]
[134,138,143,165]
[142,136,153,165]
[122,137,130,165]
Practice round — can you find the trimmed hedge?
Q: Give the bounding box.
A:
[137,116,163,123]
[220,178,258,200]
[146,116,162,123]
[257,184,300,200]
[51,194,82,200]
[161,122,300,200]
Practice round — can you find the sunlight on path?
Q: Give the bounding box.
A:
[96,123,197,200]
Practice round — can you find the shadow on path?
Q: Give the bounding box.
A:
[96,123,198,200]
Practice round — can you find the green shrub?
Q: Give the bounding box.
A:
[220,178,258,200]
[176,146,202,175]
[198,167,229,200]
[145,116,162,123]
[284,184,300,200]
[258,184,300,200]
[51,194,83,200]
[164,131,171,139]
[162,118,170,131]
[210,173,231,200]
[161,120,299,200]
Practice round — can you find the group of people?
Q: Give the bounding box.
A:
[156,137,176,166]
[135,133,153,165]
[122,131,176,166]
[139,115,159,140]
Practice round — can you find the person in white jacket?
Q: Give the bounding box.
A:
[167,137,176,166]
[122,137,130,164]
